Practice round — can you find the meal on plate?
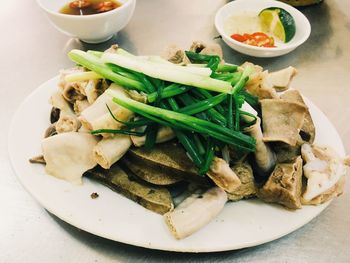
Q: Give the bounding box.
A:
[225,7,296,47]
[30,41,349,239]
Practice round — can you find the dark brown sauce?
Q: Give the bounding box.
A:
[60,0,122,16]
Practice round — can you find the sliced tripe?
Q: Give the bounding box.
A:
[84,164,174,215]
[85,165,174,215]
[280,89,315,143]
[257,156,303,209]
[301,143,349,204]
[120,157,183,185]
[126,141,209,186]
[261,99,307,146]
[93,134,131,169]
[42,132,98,184]
[164,187,227,239]
[207,157,241,193]
[273,139,303,163]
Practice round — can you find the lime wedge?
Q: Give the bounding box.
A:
[259,7,296,43]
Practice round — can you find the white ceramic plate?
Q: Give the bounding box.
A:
[215,0,311,57]
[9,77,345,252]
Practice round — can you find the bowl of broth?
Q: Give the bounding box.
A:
[36,0,136,43]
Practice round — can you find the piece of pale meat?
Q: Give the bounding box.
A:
[42,132,98,184]
[93,134,131,169]
[267,66,297,92]
[207,157,241,193]
[244,117,276,174]
[79,84,134,137]
[160,44,188,64]
[164,187,227,239]
[301,143,349,204]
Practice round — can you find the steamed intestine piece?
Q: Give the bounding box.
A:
[58,67,86,90]
[42,132,98,184]
[244,117,276,174]
[161,41,223,65]
[79,83,134,135]
[207,157,241,193]
[62,81,87,102]
[164,187,227,239]
[84,79,109,104]
[49,91,74,114]
[55,114,81,133]
[160,44,189,64]
[93,134,131,169]
[58,67,88,103]
[50,91,81,133]
[73,99,90,116]
[301,144,349,204]
[79,89,117,125]
[59,67,108,105]
[190,41,224,60]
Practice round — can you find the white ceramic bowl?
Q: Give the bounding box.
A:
[36,0,136,43]
[215,0,311,57]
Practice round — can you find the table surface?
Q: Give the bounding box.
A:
[1,0,350,262]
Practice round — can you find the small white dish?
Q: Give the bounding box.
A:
[36,0,136,43]
[215,0,311,57]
